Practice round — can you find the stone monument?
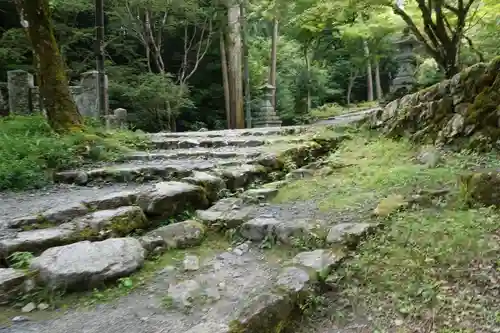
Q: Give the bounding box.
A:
[252,84,282,128]
[384,27,419,104]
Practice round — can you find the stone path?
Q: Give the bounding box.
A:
[0,111,379,333]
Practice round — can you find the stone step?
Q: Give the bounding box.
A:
[148,125,305,139]
[118,147,264,162]
[53,158,251,185]
[150,135,306,150]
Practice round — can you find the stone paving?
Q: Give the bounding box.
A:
[0,109,380,333]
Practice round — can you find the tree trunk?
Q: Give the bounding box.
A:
[374,58,383,101]
[16,0,83,133]
[347,69,358,106]
[219,34,231,129]
[303,47,311,114]
[364,40,374,102]
[269,17,279,109]
[226,1,244,129]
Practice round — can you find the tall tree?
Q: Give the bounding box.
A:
[15,0,83,133]
[389,0,480,77]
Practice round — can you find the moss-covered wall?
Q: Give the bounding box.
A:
[367,56,500,151]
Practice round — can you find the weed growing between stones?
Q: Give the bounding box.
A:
[0,115,149,190]
[275,132,500,332]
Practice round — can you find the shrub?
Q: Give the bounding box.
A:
[0,115,148,190]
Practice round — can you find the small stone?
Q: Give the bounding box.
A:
[159,265,176,275]
[21,302,36,313]
[235,242,250,254]
[37,303,49,311]
[326,223,375,245]
[233,248,244,256]
[417,146,441,168]
[11,316,29,323]
[183,255,200,271]
[373,194,408,217]
[276,266,310,292]
[292,249,344,280]
[394,319,403,326]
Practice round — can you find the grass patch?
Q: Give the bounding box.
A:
[0,115,150,190]
[311,101,379,120]
[274,131,500,332]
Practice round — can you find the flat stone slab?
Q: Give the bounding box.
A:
[73,206,148,236]
[240,217,325,244]
[291,249,344,279]
[147,220,205,249]
[182,171,226,203]
[326,222,376,245]
[0,268,26,304]
[241,188,279,203]
[120,147,263,162]
[0,225,76,258]
[30,238,145,291]
[196,198,252,228]
[8,203,89,229]
[136,181,209,217]
[148,126,305,139]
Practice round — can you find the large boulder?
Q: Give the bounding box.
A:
[30,238,145,291]
[136,181,209,217]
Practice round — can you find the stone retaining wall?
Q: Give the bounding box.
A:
[3,69,107,118]
[365,56,500,151]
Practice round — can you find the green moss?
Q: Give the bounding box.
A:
[109,210,148,236]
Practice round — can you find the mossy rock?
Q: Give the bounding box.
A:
[459,170,500,207]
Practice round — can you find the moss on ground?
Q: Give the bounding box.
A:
[0,115,150,190]
[310,101,379,120]
[275,130,500,332]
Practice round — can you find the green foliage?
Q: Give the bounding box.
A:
[0,115,148,190]
[7,252,35,269]
[416,58,445,88]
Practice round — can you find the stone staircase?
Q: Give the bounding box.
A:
[0,122,377,333]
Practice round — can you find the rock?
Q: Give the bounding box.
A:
[373,194,408,217]
[184,322,229,333]
[54,171,89,185]
[216,164,267,190]
[167,279,202,308]
[11,316,29,323]
[82,191,138,211]
[147,220,205,249]
[232,292,294,333]
[74,206,148,236]
[136,181,209,217]
[182,171,226,203]
[240,218,281,241]
[138,235,166,254]
[30,238,145,291]
[326,223,375,246]
[286,168,314,180]
[417,146,442,168]
[0,268,26,304]
[276,266,311,292]
[21,302,36,313]
[292,249,344,279]
[241,188,278,203]
[196,198,252,228]
[274,219,318,244]
[9,203,89,228]
[234,242,250,255]
[459,170,500,207]
[0,225,76,257]
[183,255,200,271]
[37,303,49,310]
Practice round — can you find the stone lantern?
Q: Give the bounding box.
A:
[386,27,419,102]
[252,83,282,128]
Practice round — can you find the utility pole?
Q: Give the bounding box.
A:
[95,0,107,120]
[240,0,252,128]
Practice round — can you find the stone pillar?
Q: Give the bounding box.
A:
[105,108,128,130]
[252,84,282,128]
[70,85,85,116]
[7,70,35,115]
[385,28,418,103]
[29,86,43,115]
[79,70,108,118]
[0,82,8,117]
